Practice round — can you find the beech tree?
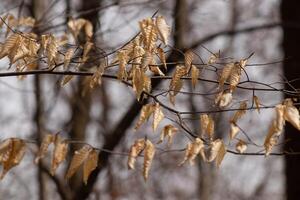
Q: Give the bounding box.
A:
[0,0,297,199]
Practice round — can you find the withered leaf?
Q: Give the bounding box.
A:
[143,140,155,181]
[35,134,55,164]
[153,103,164,131]
[51,135,68,175]
[83,149,99,184]
[253,96,261,113]
[231,101,247,123]
[229,123,240,140]
[215,90,232,108]
[157,124,178,147]
[236,140,247,154]
[0,138,26,180]
[191,65,199,89]
[65,145,92,179]
[179,138,205,166]
[155,16,170,45]
[135,104,155,130]
[128,139,145,170]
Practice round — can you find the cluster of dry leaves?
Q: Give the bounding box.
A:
[0,13,299,183]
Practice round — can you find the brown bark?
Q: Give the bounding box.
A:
[281,1,300,200]
[67,0,101,191]
[30,0,47,199]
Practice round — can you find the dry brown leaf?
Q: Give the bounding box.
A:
[229,123,240,140]
[184,50,194,72]
[117,50,128,81]
[229,63,242,91]
[206,116,215,140]
[231,101,247,123]
[18,16,35,27]
[0,138,26,180]
[64,48,74,69]
[155,16,170,45]
[83,149,98,184]
[61,75,74,86]
[68,18,93,40]
[46,34,59,66]
[0,139,12,157]
[283,99,300,130]
[153,103,164,131]
[149,66,165,76]
[65,145,92,179]
[215,140,226,167]
[236,140,247,154]
[157,124,178,147]
[207,52,220,65]
[135,104,155,130]
[139,18,157,51]
[179,138,205,166]
[264,121,280,156]
[191,65,199,89]
[0,34,21,59]
[128,139,145,169]
[169,65,186,105]
[218,63,234,89]
[143,140,155,181]
[35,134,55,164]
[207,139,224,163]
[274,104,285,132]
[253,96,261,113]
[132,66,150,100]
[51,135,68,175]
[140,51,152,69]
[157,47,167,70]
[89,63,106,89]
[200,114,209,136]
[215,90,232,108]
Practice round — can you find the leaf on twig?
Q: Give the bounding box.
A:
[51,135,68,175]
[128,139,145,170]
[143,140,155,181]
[155,16,170,45]
[207,52,220,65]
[207,139,226,168]
[64,48,74,70]
[215,90,232,108]
[157,47,167,70]
[68,18,93,40]
[253,95,261,113]
[83,149,98,185]
[169,65,186,105]
[229,123,240,140]
[153,103,164,131]
[184,50,194,73]
[191,65,199,89]
[179,138,205,166]
[236,140,247,154]
[65,145,92,179]
[35,134,55,164]
[157,124,178,147]
[231,101,247,123]
[135,104,155,130]
[0,138,26,179]
[283,99,300,130]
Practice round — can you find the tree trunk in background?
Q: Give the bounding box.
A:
[67,0,101,191]
[30,0,47,199]
[281,1,300,200]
